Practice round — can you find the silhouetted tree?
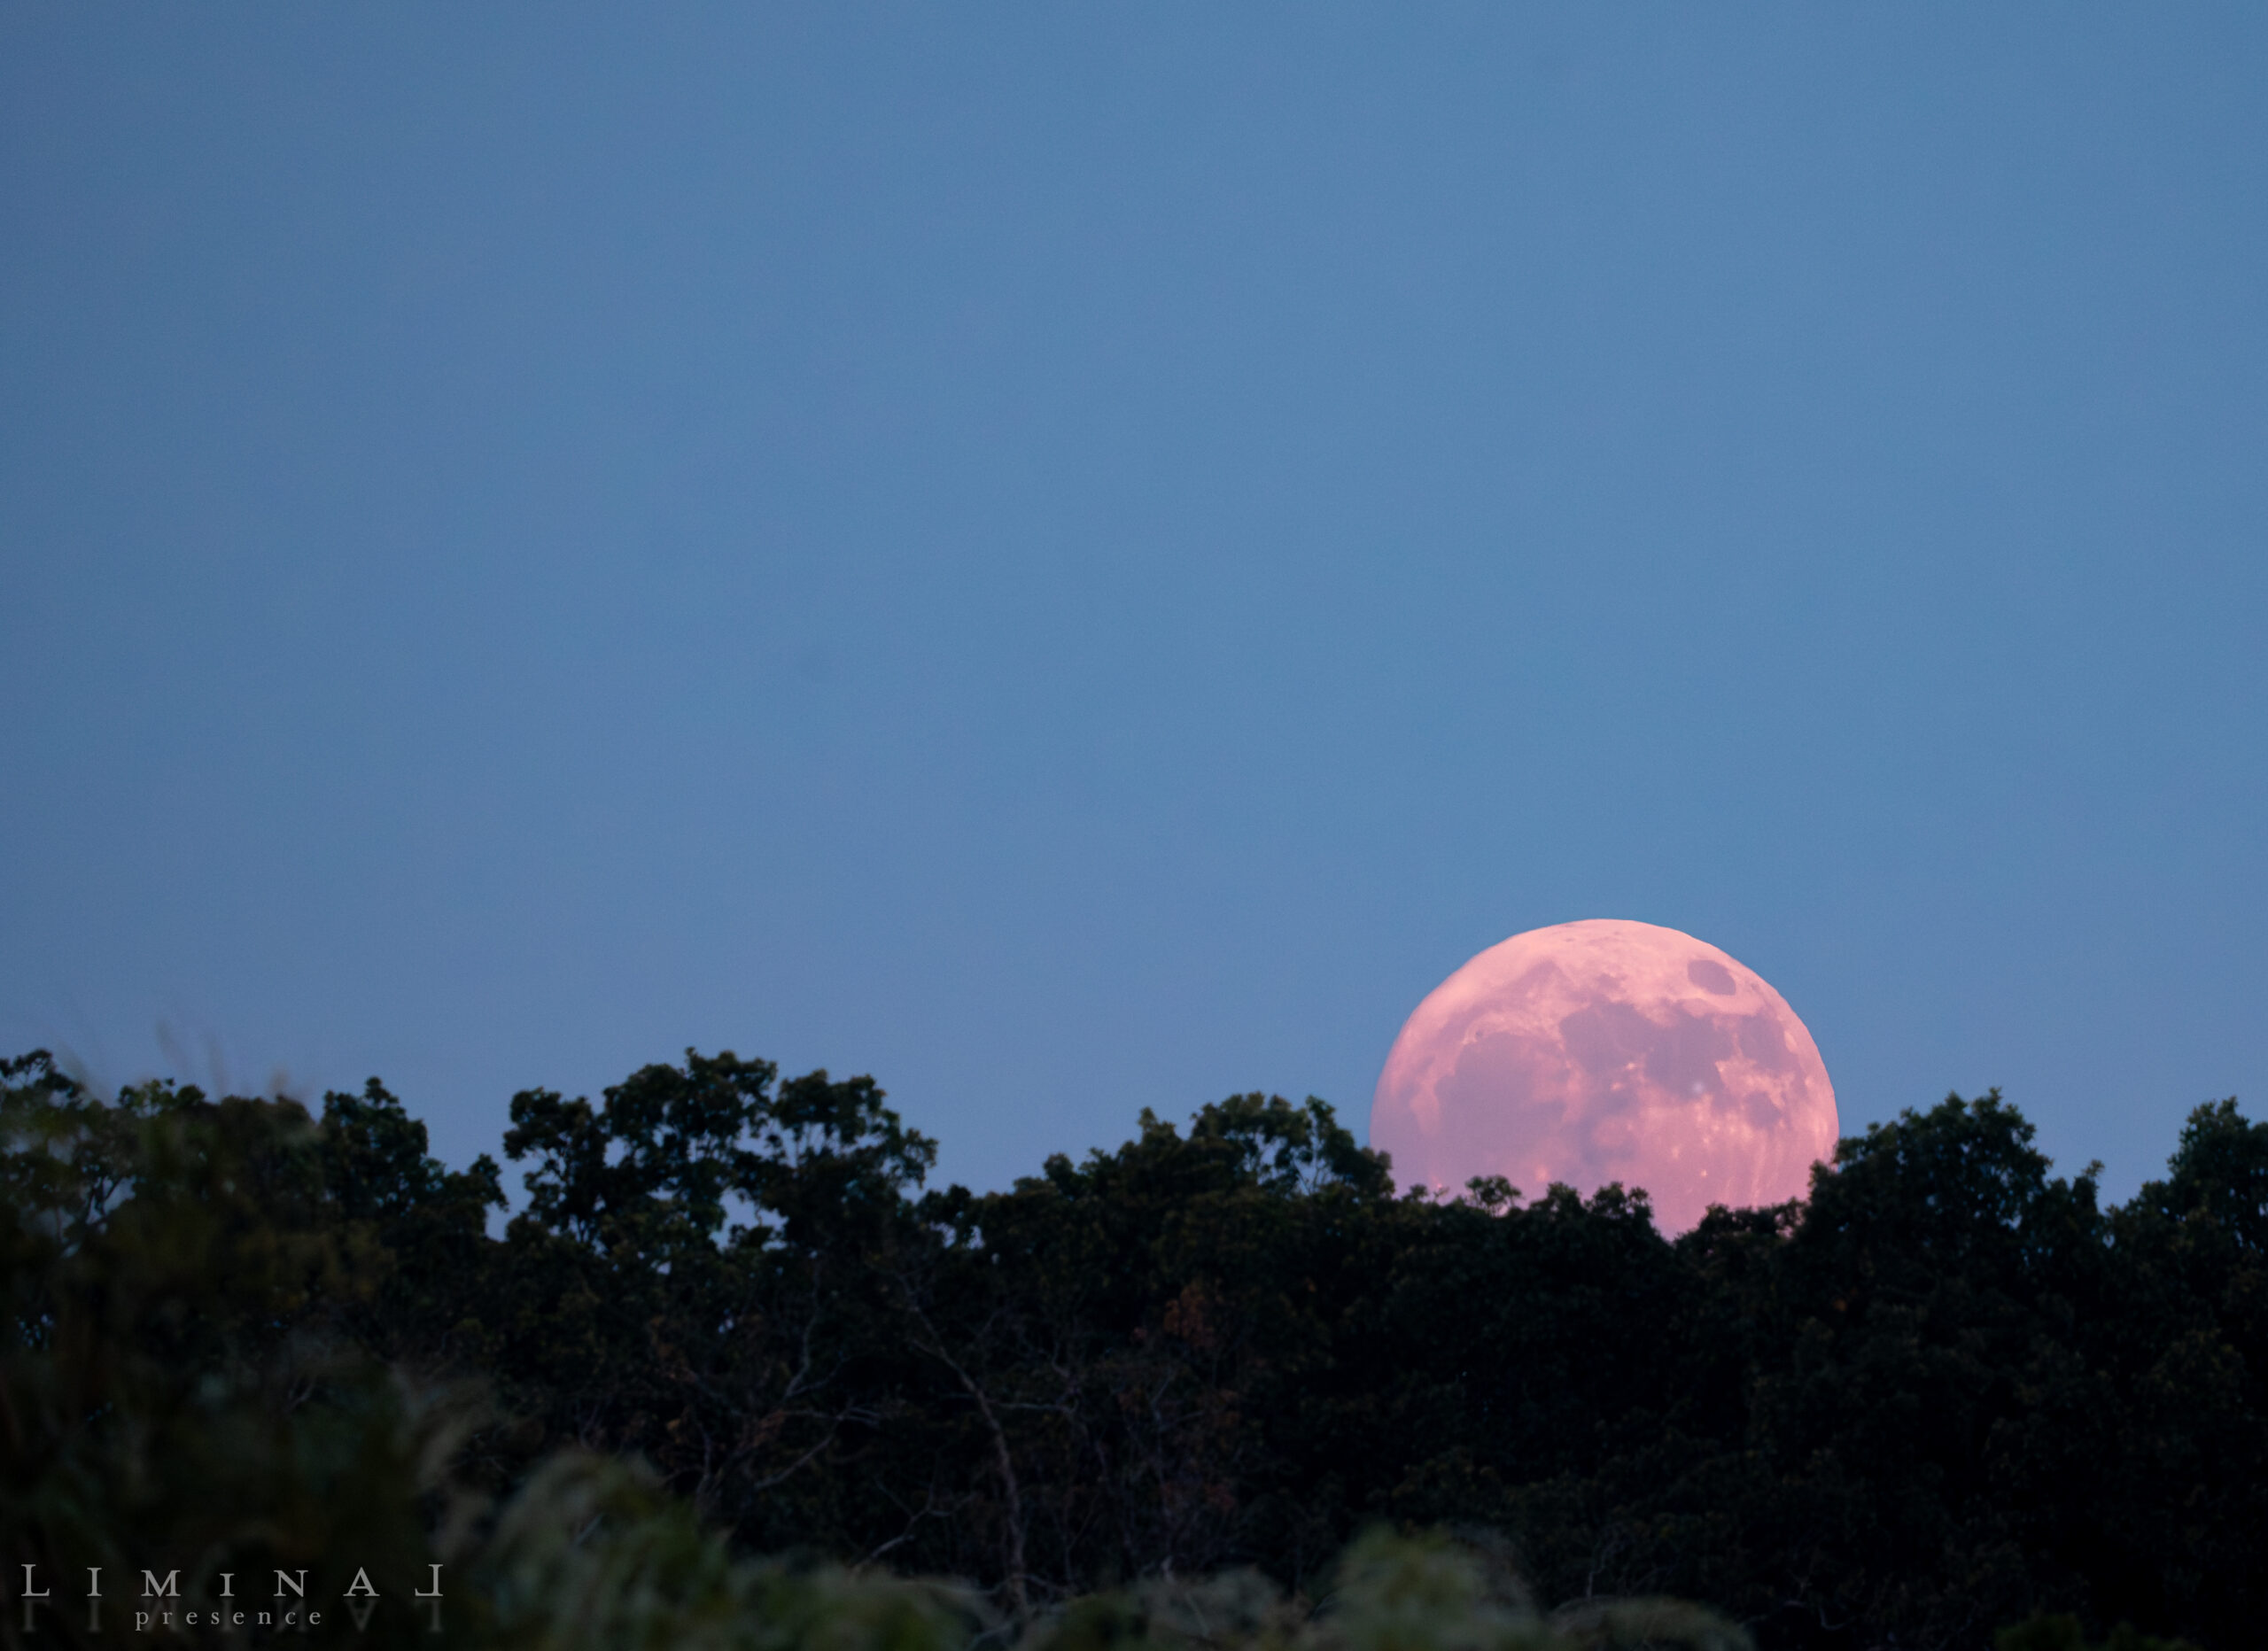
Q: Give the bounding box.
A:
[8,1045,2262,1649]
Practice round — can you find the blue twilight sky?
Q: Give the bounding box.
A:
[4,7,2264,1207]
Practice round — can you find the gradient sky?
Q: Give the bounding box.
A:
[4,6,2263,1207]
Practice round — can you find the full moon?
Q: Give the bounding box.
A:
[1371,919,1837,1233]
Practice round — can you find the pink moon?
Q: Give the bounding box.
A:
[1371,919,1837,1234]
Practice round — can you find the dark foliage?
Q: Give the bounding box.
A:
[5,1047,2259,1650]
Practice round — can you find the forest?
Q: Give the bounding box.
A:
[4,1045,2258,1651]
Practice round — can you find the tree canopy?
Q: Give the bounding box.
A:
[5,1046,2257,1651]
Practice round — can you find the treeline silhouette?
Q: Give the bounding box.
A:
[4,1047,2257,1651]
